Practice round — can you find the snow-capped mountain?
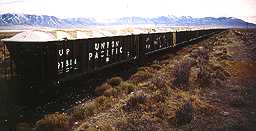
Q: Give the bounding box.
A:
[0,13,255,28]
[0,13,63,27]
[0,13,97,28]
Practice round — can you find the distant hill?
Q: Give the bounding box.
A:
[0,13,255,28]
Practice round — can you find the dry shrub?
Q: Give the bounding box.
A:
[123,93,147,112]
[136,67,151,72]
[152,75,167,89]
[35,112,69,131]
[94,96,113,111]
[103,87,118,97]
[85,126,97,131]
[115,117,159,131]
[98,124,114,131]
[197,65,212,87]
[191,95,217,116]
[213,65,231,81]
[95,83,112,96]
[85,102,98,116]
[154,102,170,120]
[172,58,192,88]
[150,64,162,70]
[151,75,171,98]
[73,106,85,120]
[73,101,98,120]
[16,122,31,131]
[229,96,246,107]
[152,90,165,102]
[175,101,193,126]
[117,82,136,95]
[108,76,123,87]
[191,47,209,65]
[130,70,152,83]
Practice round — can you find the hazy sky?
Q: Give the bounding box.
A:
[0,0,255,22]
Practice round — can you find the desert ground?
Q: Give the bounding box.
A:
[1,29,256,131]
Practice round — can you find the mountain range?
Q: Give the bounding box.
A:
[0,13,255,28]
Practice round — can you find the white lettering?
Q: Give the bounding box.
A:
[106,49,109,56]
[120,47,123,54]
[61,61,64,68]
[66,49,70,55]
[95,43,99,50]
[106,57,109,62]
[95,52,99,59]
[59,49,63,56]
[111,41,115,48]
[66,60,69,67]
[101,50,104,58]
[74,59,77,65]
[106,42,109,48]
[58,62,60,69]
[101,42,105,49]
[70,59,72,65]
[89,53,93,61]
[111,48,114,55]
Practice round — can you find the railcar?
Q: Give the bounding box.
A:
[2,29,225,88]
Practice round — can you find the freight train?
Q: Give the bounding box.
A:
[2,29,225,88]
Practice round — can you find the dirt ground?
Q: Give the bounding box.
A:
[21,29,256,131]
